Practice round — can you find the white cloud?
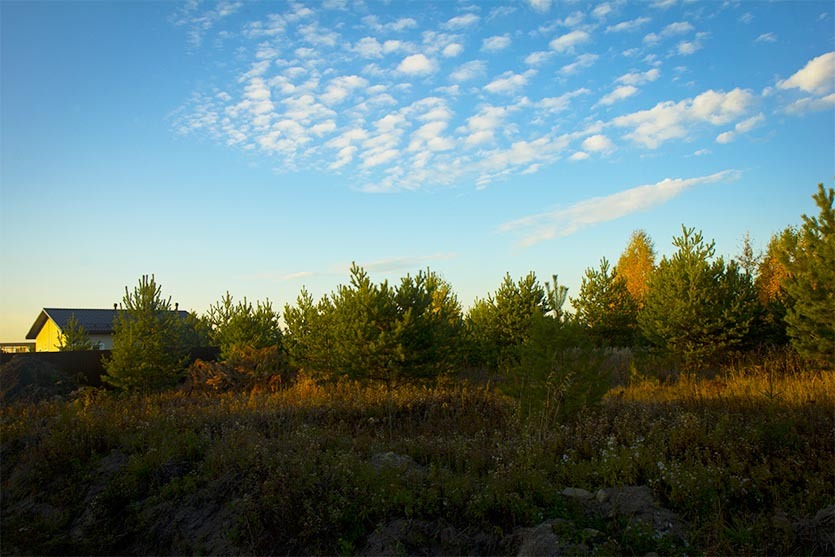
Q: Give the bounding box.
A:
[613,88,755,148]
[593,3,613,19]
[482,35,512,52]
[362,15,417,33]
[397,53,437,75]
[715,131,735,144]
[442,13,480,29]
[783,93,835,115]
[651,0,677,9]
[361,149,399,168]
[616,68,660,85]
[352,37,383,58]
[662,21,694,36]
[598,85,639,105]
[735,113,764,133]
[173,0,243,48]
[442,43,464,57]
[524,51,553,66]
[359,253,457,273]
[677,40,701,55]
[537,88,590,112]
[755,33,777,44]
[739,12,754,24]
[693,148,711,156]
[717,114,764,145]
[321,75,369,105]
[606,17,651,33]
[569,151,590,161]
[550,30,591,53]
[450,60,486,82]
[555,12,585,28]
[526,0,551,13]
[484,70,536,94]
[560,53,599,74]
[582,134,615,152]
[464,105,511,145]
[778,51,835,95]
[499,170,738,246]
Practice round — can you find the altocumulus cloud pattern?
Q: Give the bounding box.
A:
[172,0,835,194]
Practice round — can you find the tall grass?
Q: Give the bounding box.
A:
[1,362,832,555]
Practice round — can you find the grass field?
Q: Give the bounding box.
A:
[1,361,833,555]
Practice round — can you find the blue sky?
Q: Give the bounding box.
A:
[1,0,833,341]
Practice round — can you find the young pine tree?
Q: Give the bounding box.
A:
[103,275,189,391]
[57,314,101,351]
[777,184,835,365]
[638,227,758,370]
[572,258,639,347]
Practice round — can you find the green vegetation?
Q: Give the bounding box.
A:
[2,367,832,555]
[57,314,101,351]
[103,275,201,391]
[2,184,833,555]
[638,226,759,370]
[777,184,835,364]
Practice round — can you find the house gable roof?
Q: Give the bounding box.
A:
[26,308,190,339]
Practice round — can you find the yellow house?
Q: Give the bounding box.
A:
[25,308,120,352]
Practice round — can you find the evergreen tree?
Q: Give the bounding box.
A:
[615,229,656,307]
[638,227,758,370]
[103,275,190,391]
[326,264,403,386]
[466,272,548,372]
[57,314,101,351]
[206,292,282,361]
[777,184,835,364]
[545,274,569,322]
[572,258,638,347]
[736,231,762,277]
[394,269,464,379]
[283,287,335,376]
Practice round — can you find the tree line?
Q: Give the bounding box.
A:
[81,184,833,392]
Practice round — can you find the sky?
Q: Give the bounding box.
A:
[1,0,833,342]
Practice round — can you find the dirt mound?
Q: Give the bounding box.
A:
[0,356,77,404]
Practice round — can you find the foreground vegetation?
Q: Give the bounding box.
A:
[2,359,833,555]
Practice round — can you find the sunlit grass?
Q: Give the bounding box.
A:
[2,363,833,555]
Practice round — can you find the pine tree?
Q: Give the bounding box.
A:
[615,229,656,307]
[103,275,189,391]
[466,272,548,372]
[57,314,100,351]
[207,292,282,361]
[327,264,403,386]
[777,184,835,364]
[638,227,758,370]
[572,258,638,347]
[394,269,464,379]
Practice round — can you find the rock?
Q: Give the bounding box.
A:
[371,452,423,474]
[362,519,468,556]
[516,519,567,557]
[595,486,687,542]
[517,485,688,556]
[561,487,593,499]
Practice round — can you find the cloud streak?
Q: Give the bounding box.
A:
[499,170,740,246]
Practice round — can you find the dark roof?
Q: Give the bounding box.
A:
[26,308,190,339]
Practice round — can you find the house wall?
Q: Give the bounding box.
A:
[90,334,114,350]
[35,319,63,351]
